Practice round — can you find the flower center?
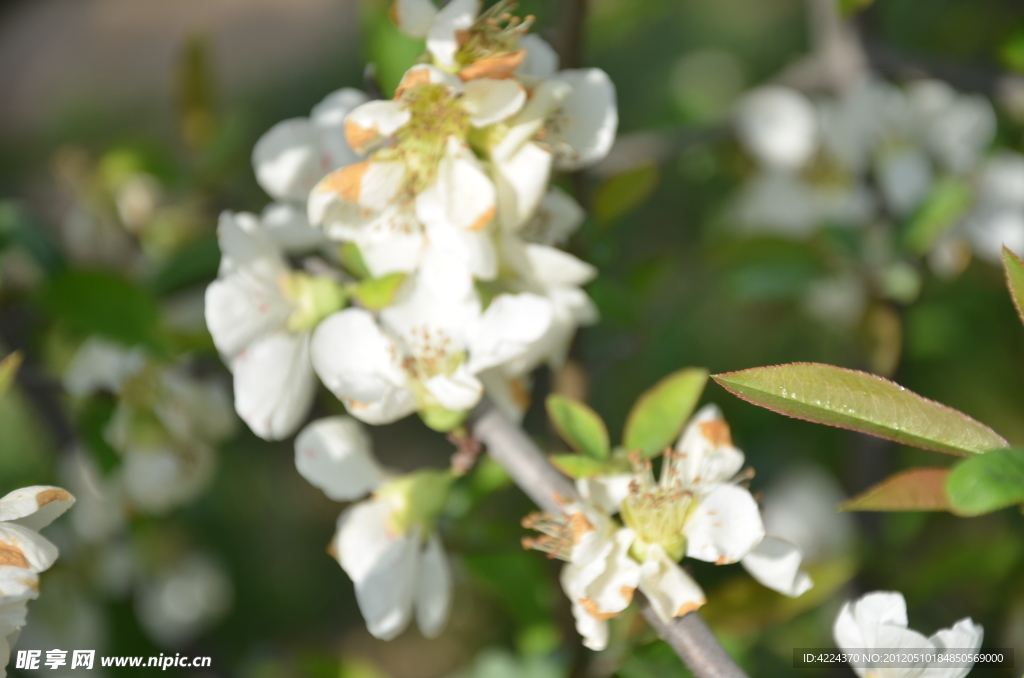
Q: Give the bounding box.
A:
[620,484,696,563]
[454,1,533,67]
[395,84,470,192]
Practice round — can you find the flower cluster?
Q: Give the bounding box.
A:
[0,485,75,672]
[834,591,982,678]
[524,405,811,650]
[63,339,235,514]
[294,417,453,640]
[732,78,1017,326]
[207,0,615,441]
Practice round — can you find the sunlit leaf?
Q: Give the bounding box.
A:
[339,242,371,280]
[1004,246,1024,328]
[593,164,660,227]
[549,454,610,479]
[351,273,406,311]
[946,448,1024,516]
[546,395,610,460]
[623,368,708,457]
[0,352,23,397]
[841,468,952,512]
[713,363,1007,456]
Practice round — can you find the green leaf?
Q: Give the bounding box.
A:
[902,178,973,255]
[0,352,23,397]
[546,395,610,460]
[0,201,64,273]
[592,164,660,227]
[549,454,610,479]
[946,448,1024,516]
[841,468,952,512]
[38,269,161,347]
[713,363,1007,456]
[351,273,406,311]
[148,231,220,294]
[1004,246,1024,328]
[623,368,709,457]
[339,242,371,280]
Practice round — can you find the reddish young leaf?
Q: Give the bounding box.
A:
[840,468,952,512]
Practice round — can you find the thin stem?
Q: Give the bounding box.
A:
[468,398,750,678]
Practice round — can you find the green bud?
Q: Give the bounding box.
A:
[376,469,455,537]
[419,404,468,432]
[281,273,348,332]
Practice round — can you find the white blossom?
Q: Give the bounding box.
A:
[295,417,453,640]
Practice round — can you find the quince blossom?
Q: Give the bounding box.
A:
[526,405,811,650]
[0,485,75,675]
[295,417,452,640]
[834,591,982,678]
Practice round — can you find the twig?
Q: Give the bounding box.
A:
[468,399,750,678]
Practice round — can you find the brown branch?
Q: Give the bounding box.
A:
[468,399,750,678]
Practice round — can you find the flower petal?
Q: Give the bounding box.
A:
[425,0,477,68]
[205,267,292,359]
[311,87,371,168]
[0,487,75,532]
[334,499,419,640]
[295,417,383,501]
[462,78,526,127]
[394,64,462,98]
[311,309,417,425]
[260,202,328,253]
[576,475,632,515]
[740,536,813,597]
[524,244,597,287]
[684,484,765,564]
[520,188,585,245]
[415,533,452,638]
[232,331,317,441]
[0,523,59,573]
[570,601,609,651]
[927,618,983,678]
[424,365,484,411]
[392,0,438,38]
[547,69,618,171]
[465,293,553,374]
[308,160,408,237]
[566,528,640,619]
[416,139,497,234]
[0,566,40,607]
[734,86,818,170]
[345,100,411,155]
[517,34,559,80]
[638,544,706,623]
[252,118,323,202]
[835,591,910,651]
[494,141,552,231]
[674,404,745,488]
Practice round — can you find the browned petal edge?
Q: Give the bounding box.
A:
[711,362,1007,456]
[467,205,496,232]
[394,67,435,99]
[35,488,72,508]
[0,542,29,569]
[699,420,732,448]
[345,120,379,153]
[568,511,595,544]
[317,162,370,203]
[325,539,338,560]
[675,600,703,617]
[620,585,636,605]
[458,50,526,81]
[579,597,618,621]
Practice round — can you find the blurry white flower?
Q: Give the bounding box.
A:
[735,86,818,170]
[905,80,995,175]
[875,147,934,217]
[963,152,1024,263]
[834,591,982,678]
[135,554,233,647]
[802,275,868,329]
[58,452,124,544]
[527,405,811,650]
[296,417,453,640]
[253,87,368,204]
[205,211,345,440]
[758,465,856,562]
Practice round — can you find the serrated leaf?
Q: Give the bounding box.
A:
[946,448,1024,516]
[546,395,610,460]
[352,273,406,311]
[549,454,610,479]
[841,468,952,512]
[713,363,1007,456]
[593,163,659,227]
[0,352,23,397]
[623,367,709,457]
[1004,246,1024,328]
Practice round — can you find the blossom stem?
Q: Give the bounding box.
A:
[468,398,750,678]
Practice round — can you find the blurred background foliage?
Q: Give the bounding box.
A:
[3,0,1024,676]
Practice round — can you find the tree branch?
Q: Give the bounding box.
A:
[468,399,750,678]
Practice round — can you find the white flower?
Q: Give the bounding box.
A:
[205,211,345,440]
[311,255,552,425]
[295,417,453,640]
[135,553,233,647]
[963,152,1024,263]
[735,86,818,170]
[0,485,75,676]
[834,591,983,678]
[529,405,811,650]
[253,87,368,203]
